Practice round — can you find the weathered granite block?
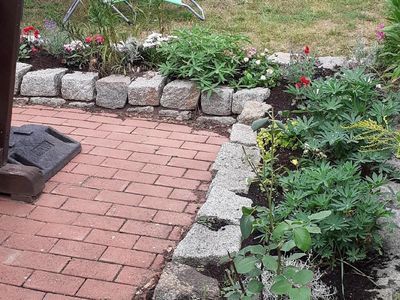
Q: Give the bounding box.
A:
[318,56,346,70]
[232,88,270,114]
[211,142,260,175]
[173,223,241,267]
[196,116,236,126]
[238,101,272,125]
[96,75,130,109]
[14,62,32,95]
[268,52,291,65]
[30,97,66,107]
[201,87,233,116]
[153,262,220,300]
[61,72,98,101]
[128,72,167,106]
[230,123,257,146]
[21,68,67,97]
[197,187,252,225]
[208,169,254,195]
[160,80,200,110]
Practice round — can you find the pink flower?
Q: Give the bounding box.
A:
[31,47,39,54]
[85,36,93,43]
[376,23,385,41]
[245,47,257,58]
[94,34,105,44]
[295,82,302,89]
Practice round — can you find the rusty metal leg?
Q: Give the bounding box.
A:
[0,0,45,202]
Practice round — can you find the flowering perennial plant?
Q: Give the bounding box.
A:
[19,26,43,59]
[285,46,318,86]
[62,34,105,69]
[233,47,281,89]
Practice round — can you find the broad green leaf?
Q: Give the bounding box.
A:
[283,266,299,279]
[292,269,314,285]
[305,225,321,234]
[308,210,332,221]
[281,240,296,252]
[251,117,270,131]
[293,227,312,252]
[262,255,278,272]
[272,222,290,240]
[234,256,258,274]
[242,296,253,300]
[247,279,264,293]
[246,245,266,255]
[288,287,312,300]
[288,253,306,261]
[240,215,254,240]
[271,278,292,295]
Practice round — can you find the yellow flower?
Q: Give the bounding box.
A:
[291,159,299,166]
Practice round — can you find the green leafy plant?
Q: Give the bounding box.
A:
[42,20,69,57]
[278,161,392,264]
[224,117,331,300]
[158,27,248,92]
[286,68,400,163]
[379,0,400,82]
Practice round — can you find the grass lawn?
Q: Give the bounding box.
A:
[22,0,386,55]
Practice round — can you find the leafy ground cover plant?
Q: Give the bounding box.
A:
[277,161,392,264]
[286,68,400,164]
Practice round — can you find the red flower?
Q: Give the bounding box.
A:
[304,45,310,55]
[300,76,311,86]
[31,47,39,54]
[34,29,40,39]
[94,34,105,44]
[295,82,302,89]
[23,26,35,34]
[85,36,93,43]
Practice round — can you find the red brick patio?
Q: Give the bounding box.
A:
[0,105,227,299]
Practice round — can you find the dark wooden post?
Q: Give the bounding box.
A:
[0,0,45,202]
[0,0,23,166]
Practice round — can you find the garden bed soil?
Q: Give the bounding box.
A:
[21,51,81,71]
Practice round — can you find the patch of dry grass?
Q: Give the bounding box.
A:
[23,0,386,55]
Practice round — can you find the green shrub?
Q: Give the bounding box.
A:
[158,27,248,92]
[278,161,392,264]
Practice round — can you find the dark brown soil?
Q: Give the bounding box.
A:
[320,257,382,300]
[265,82,297,115]
[20,51,85,71]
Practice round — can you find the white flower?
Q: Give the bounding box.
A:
[260,75,267,81]
[264,48,269,53]
[266,69,274,75]
[376,84,382,89]
[256,60,261,65]
[244,57,249,63]
[260,52,266,57]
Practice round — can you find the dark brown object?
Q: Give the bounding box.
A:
[0,0,45,202]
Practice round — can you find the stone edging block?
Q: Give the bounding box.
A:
[21,68,67,97]
[96,75,131,109]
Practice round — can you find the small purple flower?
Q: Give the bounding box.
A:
[376,23,385,41]
[44,19,57,31]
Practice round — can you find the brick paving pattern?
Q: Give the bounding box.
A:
[0,105,228,299]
